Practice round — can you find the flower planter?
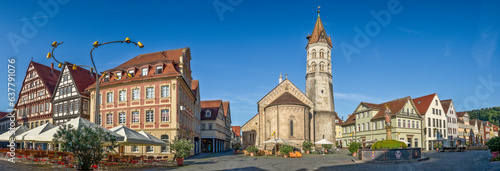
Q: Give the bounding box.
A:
[353,152,357,157]
[176,158,184,166]
[250,153,254,156]
[493,151,499,158]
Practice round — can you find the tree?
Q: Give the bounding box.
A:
[53,125,117,170]
[169,138,194,159]
[302,140,313,152]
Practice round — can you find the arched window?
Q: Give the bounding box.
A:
[205,110,211,117]
[312,50,316,58]
[290,121,294,136]
[161,134,169,142]
[319,62,325,71]
[311,62,317,72]
[320,49,325,58]
[328,63,331,72]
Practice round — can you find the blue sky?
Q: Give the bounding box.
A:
[1,0,499,126]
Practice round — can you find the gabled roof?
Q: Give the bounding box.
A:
[307,14,332,47]
[457,118,464,123]
[340,114,356,126]
[65,62,97,96]
[201,100,222,120]
[191,80,199,96]
[31,61,61,95]
[232,126,241,137]
[440,99,452,114]
[222,101,230,117]
[457,111,467,117]
[360,102,381,110]
[334,112,344,124]
[110,47,188,71]
[267,92,307,107]
[412,93,437,115]
[372,97,414,121]
[0,112,9,119]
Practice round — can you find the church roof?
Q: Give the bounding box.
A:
[412,93,437,115]
[307,14,332,47]
[267,92,307,107]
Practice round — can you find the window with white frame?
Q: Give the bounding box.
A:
[132,89,140,100]
[106,114,113,124]
[132,146,139,153]
[132,111,139,123]
[161,85,170,97]
[146,146,153,153]
[107,92,113,103]
[146,110,154,122]
[156,66,162,74]
[161,109,169,122]
[116,72,122,80]
[146,87,154,99]
[119,90,126,101]
[205,110,211,117]
[119,112,126,124]
[141,68,148,76]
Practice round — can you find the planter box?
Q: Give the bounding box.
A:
[358,148,422,161]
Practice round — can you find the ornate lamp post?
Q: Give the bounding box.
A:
[89,38,143,124]
[47,38,144,124]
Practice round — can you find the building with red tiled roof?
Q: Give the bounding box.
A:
[441,99,458,141]
[412,93,447,150]
[51,62,97,125]
[86,47,201,156]
[457,111,473,143]
[231,126,241,147]
[340,96,423,149]
[201,100,232,153]
[15,61,60,129]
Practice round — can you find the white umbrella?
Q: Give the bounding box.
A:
[262,138,294,144]
[37,117,124,142]
[315,139,334,145]
[398,139,409,144]
[110,125,162,146]
[0,125,29,141]
[15,123,55,142]
[137,131,166,146]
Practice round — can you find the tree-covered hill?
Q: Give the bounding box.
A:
[468,107,500,126]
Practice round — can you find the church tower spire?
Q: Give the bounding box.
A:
[305,8,336,143]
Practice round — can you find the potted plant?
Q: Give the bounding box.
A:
[302,140,313,154]
[279,144,293,158]
[169,139,194,166]
[233,143,242,153]
[486,137,500,158]
[246,145,259,156]
[322,144,333,153]
[348,142,361,156]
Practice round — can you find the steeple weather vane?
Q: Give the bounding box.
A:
[317,6,321,17]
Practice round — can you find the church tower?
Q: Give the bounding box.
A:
[305,8,336,143]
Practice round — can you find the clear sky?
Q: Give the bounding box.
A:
[1,0,499,127]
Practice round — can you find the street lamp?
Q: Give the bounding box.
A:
[90,37,144,124]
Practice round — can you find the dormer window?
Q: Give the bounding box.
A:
[205,110,212,117]
[128,70,135,77]
[104,75,110,82]
[156,66,163,74]
[116,72,122,80]
[141,68,148,76]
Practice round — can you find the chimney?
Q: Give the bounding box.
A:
[279,73,283,83]
[50,63,54,72]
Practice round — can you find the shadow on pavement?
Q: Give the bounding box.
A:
[215,166,268,171]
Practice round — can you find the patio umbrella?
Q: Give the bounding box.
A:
[110,125,165,155]
[262,138,294,144]
[398,139,409,144]
[36,117,124,142]
[315,139,334,145]
[0,125,29,141]
[137,131,166,146]
[15,122,55,142]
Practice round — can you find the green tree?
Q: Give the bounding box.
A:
[302,140,313,152]
[348,142,361,154]
[53,125,117,171]
[169,139,194,159]
[469,107,500,126]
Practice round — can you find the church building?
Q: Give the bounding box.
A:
[242,10,336,150]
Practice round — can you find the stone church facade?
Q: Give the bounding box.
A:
[242,11,336,150]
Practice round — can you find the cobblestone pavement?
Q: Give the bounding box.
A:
[1,150,500,171]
